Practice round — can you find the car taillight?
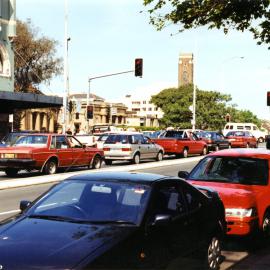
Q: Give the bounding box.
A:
[103,147,110,151]
[122,148,131,151]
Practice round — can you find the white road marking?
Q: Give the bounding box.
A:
[0,209,20,216]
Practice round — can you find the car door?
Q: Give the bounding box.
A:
[141,135,157,159]
[189,132,203,153]
[67,135,89,166]
[142,181,192,268]
[53,135,73,167]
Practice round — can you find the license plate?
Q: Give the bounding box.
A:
[4,153,15,158]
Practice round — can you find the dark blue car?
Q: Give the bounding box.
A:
[0,172,226,270]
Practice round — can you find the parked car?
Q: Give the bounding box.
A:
[152,129,208,158]
[74,134,97,147]
[225,131,258,148]
[0,133,104,176]
[103,132,164,165]
[222,122,267,143]
[0,172,226,270]
[178,148,270,237]
[196,131,231,151]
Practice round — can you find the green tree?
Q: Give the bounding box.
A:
[12,20,62,131]
[150,84,231,130]
[143,0,270,48]
[14,20,62,93]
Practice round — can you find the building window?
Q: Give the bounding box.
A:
[0,43,11,77]
[143,101,146,104]
[142,108,146,111]
[148,108,152,111]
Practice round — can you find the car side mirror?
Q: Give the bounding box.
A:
[178,171,189,179]
[20,200,31,211]
[152,214,171,226]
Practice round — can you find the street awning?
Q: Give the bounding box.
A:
[0,91,63,113]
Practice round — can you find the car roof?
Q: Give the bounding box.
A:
[65,171,178,185]
[208,148,270,159]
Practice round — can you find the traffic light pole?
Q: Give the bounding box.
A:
[86,69,135,133]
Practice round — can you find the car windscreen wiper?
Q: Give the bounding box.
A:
[81,220,136,225]
[28,214,76,222]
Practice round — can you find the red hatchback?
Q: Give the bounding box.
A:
[178,149,270,237]
[225,131,257,148]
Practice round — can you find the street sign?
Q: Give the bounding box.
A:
[9,114,13,123]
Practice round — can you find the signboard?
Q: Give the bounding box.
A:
[9,114,13,123]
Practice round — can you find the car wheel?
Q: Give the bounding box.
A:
[156,151,163,161]
[206,236,222,270]
[258,137,264,143]
[215,145,219,151]
[104,159,112,166]
[133,153,140,164]
[201,147,208,155]
[43,159,58,175]
[5,168,19,177]
[262,211,270,238]
[91,155,102,169]
[182,148,188,158]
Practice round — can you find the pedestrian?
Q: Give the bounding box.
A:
[66,128,72,135]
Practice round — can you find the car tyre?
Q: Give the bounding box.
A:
[182,148,188,158]
[205,236,222,270]
[201,147,208,155]
[91,155,102,169]
[258,137,264,143]
[132,153,140,164]
[104,159,112,166]
[5,168,19,177]
[156,151,163,161]
[262,210,270,238]
[43,159,58,175]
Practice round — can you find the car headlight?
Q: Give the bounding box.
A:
[225,207,257,218]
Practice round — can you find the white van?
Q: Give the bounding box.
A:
[222,122,267,143]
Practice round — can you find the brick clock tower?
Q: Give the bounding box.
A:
[178,53,194,87]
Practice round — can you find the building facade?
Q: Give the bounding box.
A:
[64,93,128,134]
[178,53,194,87]
[123,95,163,128]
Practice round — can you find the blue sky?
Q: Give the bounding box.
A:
[17,0,270,119]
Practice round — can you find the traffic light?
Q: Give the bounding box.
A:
[267,91,270,106]
[87,105,93,119]
[135,58,143,77]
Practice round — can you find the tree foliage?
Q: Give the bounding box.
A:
[143,0,270,48]
[14,20,62,92]
[150,84,261,130]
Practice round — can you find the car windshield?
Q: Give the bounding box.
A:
[14,135,48,146]
[27,180,150,225]
[189,156,268,185]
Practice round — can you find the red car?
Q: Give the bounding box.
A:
[225,131,257,148]
[0,133,104,177]
[178,149,270,237]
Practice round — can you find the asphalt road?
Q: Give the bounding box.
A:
[0,148,269,270]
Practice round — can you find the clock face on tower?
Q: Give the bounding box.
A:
[183,71,188,82]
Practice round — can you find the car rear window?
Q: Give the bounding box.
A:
[105,134,130,144]
[189,156,269,185]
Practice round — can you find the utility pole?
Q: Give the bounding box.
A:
[63,0,70,133]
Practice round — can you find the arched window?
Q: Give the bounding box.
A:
[0,42,11,77]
